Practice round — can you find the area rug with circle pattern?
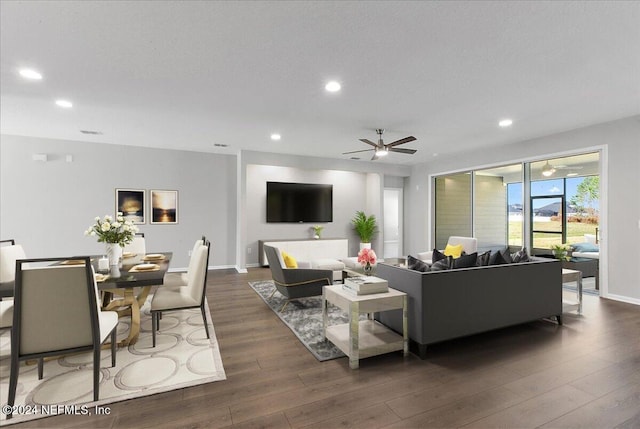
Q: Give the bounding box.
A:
[0,296,225,426]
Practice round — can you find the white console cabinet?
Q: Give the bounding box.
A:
[259,238,349,266]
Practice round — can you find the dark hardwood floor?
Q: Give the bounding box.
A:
[13,268,640,428]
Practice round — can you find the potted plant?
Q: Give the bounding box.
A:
[351,211,378,250]
[551,243,572,261]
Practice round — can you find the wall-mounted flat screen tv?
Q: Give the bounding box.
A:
[266,181,333,223]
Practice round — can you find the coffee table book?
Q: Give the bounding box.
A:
[343,276,388,295]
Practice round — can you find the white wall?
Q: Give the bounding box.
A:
[0,134,237,270]
[406,115,640,304]
[239,151,410,267]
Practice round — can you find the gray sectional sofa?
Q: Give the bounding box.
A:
[375,258,563,359]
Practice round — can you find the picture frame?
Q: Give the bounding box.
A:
[115,189,145,224]
[150,190,178,224]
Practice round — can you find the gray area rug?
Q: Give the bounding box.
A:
[0,296,225,426]
[249,280,363,361]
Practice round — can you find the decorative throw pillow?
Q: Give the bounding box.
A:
[281,251,298,268]
[432,248,447,263]
[571,242,599,252]
[444,244,464,258]
[477,251,491,266]
[407,255,430,272]
[453,252,478,269]
[511,247,530,263]
[429,256,452,271]
[501,249,513,264]
[489,251,508,265]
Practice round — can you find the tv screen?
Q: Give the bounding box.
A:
[266,182,333,223]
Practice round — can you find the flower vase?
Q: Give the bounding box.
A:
[363,262,373,276]
[106,243,122,267]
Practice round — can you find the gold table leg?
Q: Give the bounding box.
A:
[102,286,152,346]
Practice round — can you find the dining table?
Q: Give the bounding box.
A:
[94,251,173,346]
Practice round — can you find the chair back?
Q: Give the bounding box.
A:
[0,243,26,283]
[186,238,205,275]
[187,241,210,304]
[13,258,99,357]
[263,245,287,284]
[124,234,146,255]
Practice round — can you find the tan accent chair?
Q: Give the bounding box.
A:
[263,245,332,312]
[6,257,118,419]
[150,240,211,347]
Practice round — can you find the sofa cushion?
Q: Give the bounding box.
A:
[311,259,345,271]
[408,255,430,272]
[444,244,463,258]
[432,248,447,263]
[501,249,513,264]
[453,252,477,269]
[429,257,452,271]
[571,242,599,252]
[281,251,298,268]
[511,248,530,263]
[477,251,491,266]
[489,251,508,265]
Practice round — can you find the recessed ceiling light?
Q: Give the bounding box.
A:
[498,119,513,127]
[566,173,578,177]
[19,68,43,80]
[80,130,103,135]
[325,81,341,92]
[214,143,228,147]
[55,99,73,108]
[270,134,281,141]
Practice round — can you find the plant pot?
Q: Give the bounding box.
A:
[359,242,371,251]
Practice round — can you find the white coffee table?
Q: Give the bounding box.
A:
[322,284,408,369]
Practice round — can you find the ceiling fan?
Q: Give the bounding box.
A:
[541,161,584,177]
[342,129,417,160]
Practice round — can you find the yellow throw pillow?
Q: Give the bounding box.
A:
[444,244,464,258]
[281,251,298,268]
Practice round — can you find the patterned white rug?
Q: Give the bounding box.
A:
[0,296,225,426]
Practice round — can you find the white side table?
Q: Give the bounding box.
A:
[562,268,582,314]
[322,284,408,369]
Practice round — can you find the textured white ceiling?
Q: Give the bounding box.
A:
[1,1,639,165]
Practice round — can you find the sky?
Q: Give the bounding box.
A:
[508,176,599,210]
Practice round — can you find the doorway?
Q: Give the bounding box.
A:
[383,188,403,258]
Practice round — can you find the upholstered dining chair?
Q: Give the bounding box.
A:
[263,245,333,312]
[0,239,26,299]
[6,257,118,419]
[150,239,210,347]
[124,232,146,256]
[162,236,206,289]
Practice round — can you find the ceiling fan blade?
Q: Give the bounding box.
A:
[386,136,417,147]
[389,147,417,154]
[359,139,378,147]
[342,148,374,155]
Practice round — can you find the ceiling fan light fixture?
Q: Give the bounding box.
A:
[376,148,388,157]
[19,68,43,80]
[325,81,341,92]
[542,161,556,177]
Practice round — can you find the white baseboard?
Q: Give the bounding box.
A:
[168,265,237,273]
[603,293,640,306]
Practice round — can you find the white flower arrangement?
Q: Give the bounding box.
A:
[85,212,138,246]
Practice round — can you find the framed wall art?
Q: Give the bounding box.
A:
[150,190,178,224]
[115,189,145,224]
